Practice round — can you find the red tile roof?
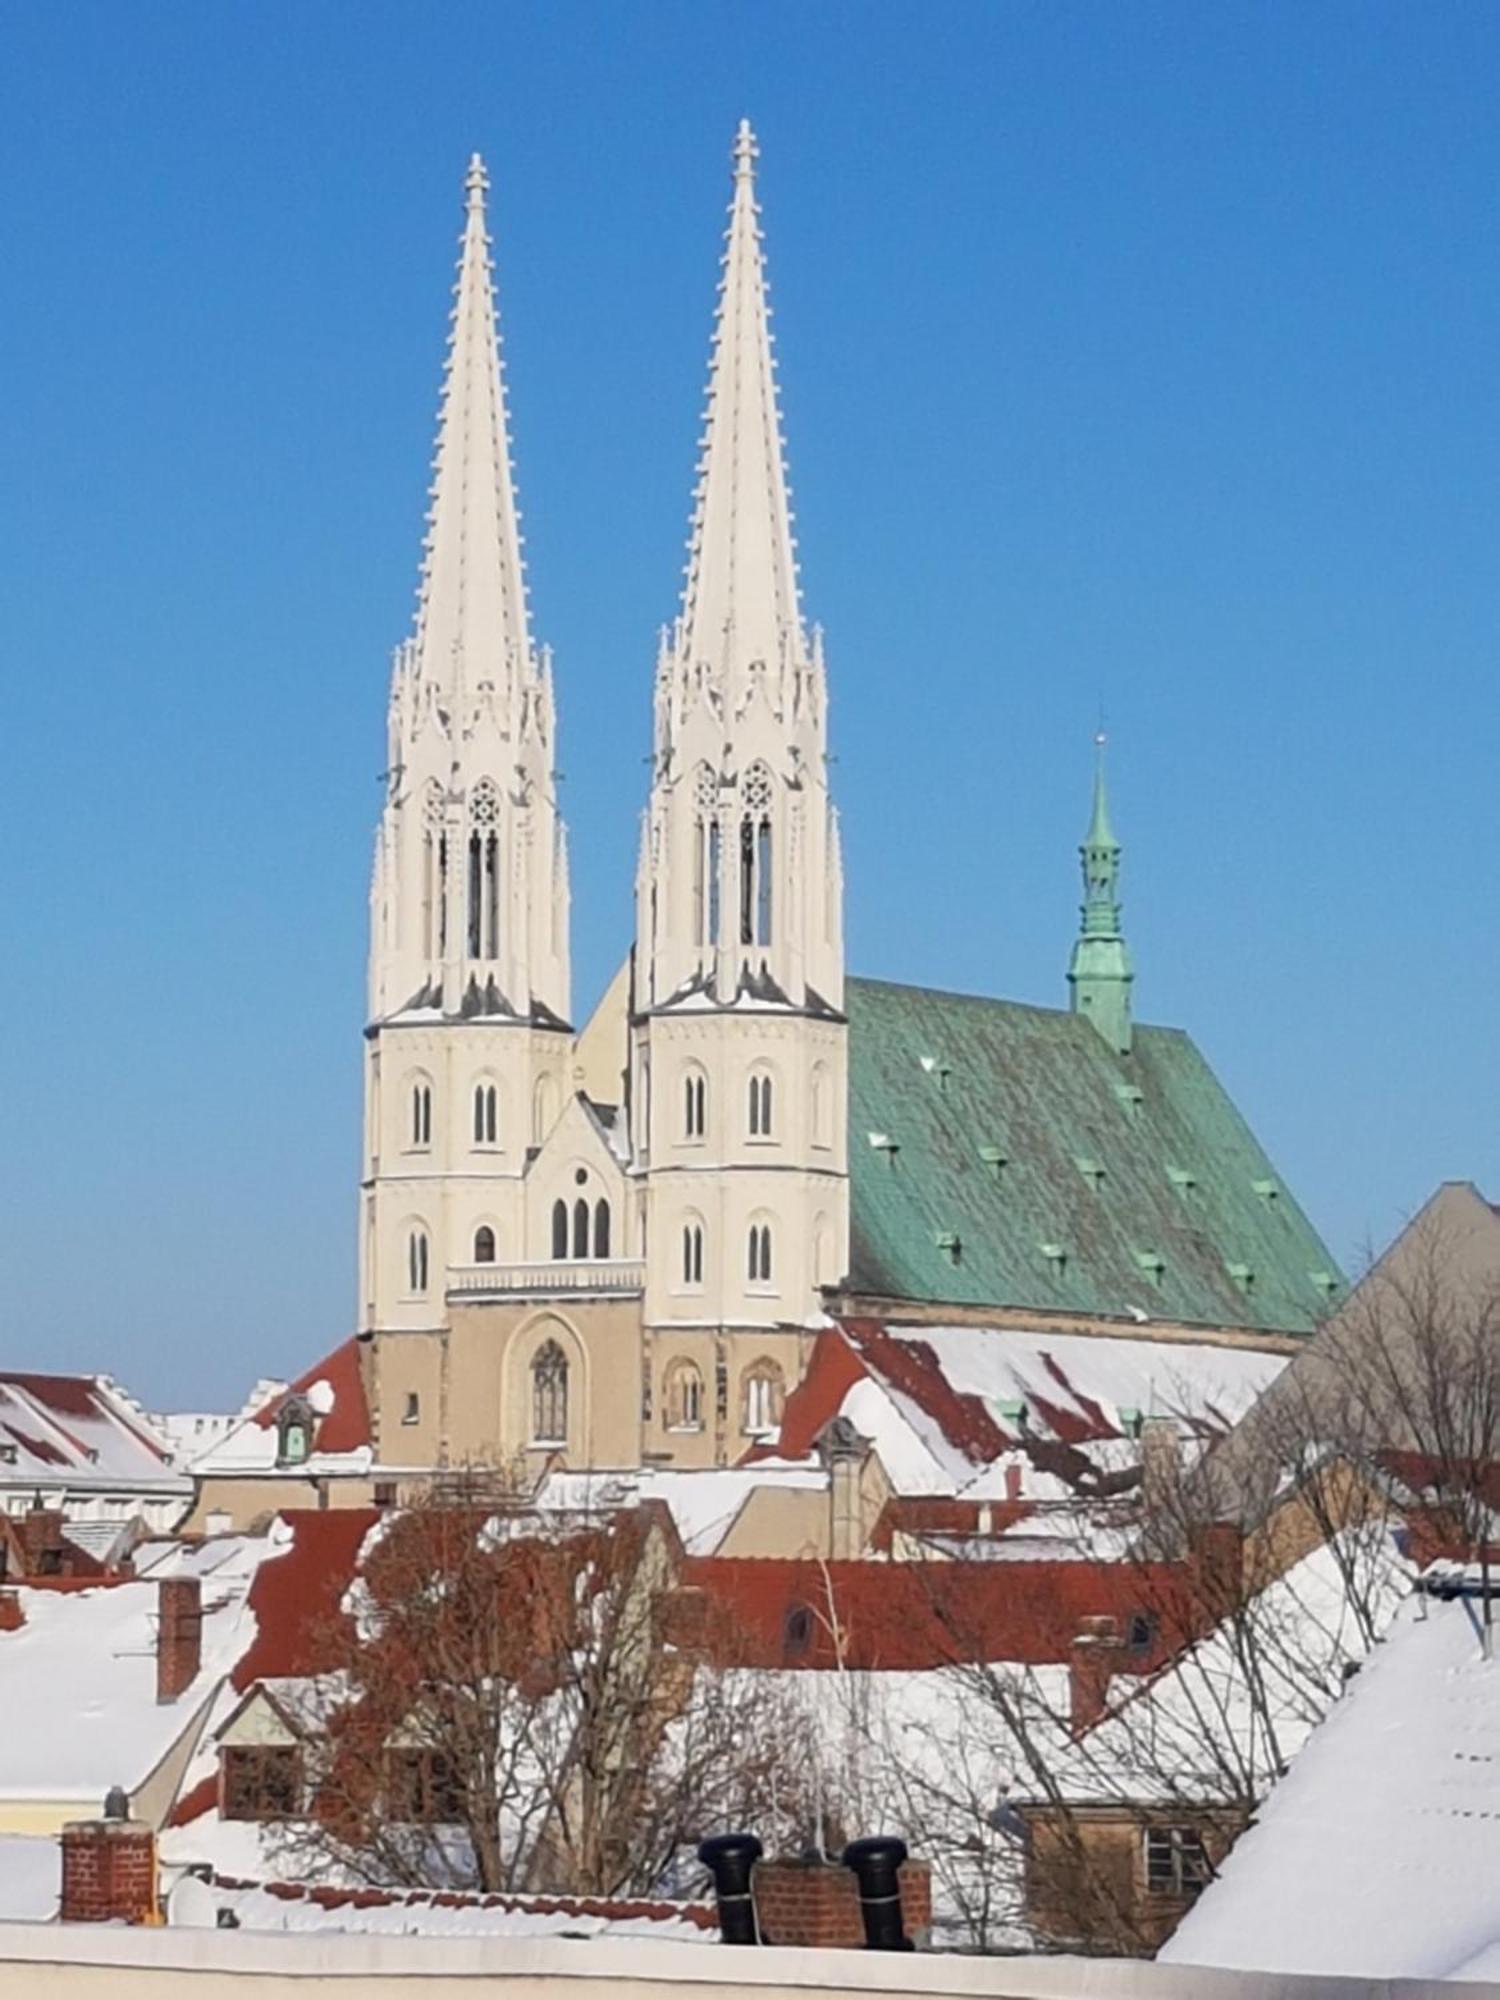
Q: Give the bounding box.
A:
[232,1508,379,1689]
[249,1340,371,1456]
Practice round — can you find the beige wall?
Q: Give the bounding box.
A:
[181,1478,377,1535]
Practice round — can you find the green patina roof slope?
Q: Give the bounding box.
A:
[846,977,1342,1336]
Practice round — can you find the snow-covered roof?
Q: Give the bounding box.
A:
[0,1373,188,1496]
[177,1874,716,1941]
[0,1836,59,1923]
[535,1462,827,1556]
[0,1532,271,1804]
[1163,1575,1500,1979]
[186,1341,372,1478]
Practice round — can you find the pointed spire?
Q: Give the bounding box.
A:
[678,119,803,684]
[1068,733,1134,1053]
[414,153,533,703]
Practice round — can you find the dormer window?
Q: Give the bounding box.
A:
[276,1397,314,1468]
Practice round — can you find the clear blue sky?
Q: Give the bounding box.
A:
[3,2,1496,1408]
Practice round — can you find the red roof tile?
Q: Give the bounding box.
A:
[250,1340,371,1456]
[232,1508,379,1689]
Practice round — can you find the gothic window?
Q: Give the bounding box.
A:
[593,1200,611,1258]
[410,1079,433,1150]
[473,1081,499,1146]
[748,1070,774,1138]
[682,1218,705,1288]
[531,1340,569,1445]
[747,1221,773,1286]
[422,783,447,961]
[407,1228,430,1295]
[740,762,773,948]
[742,1361,785,1437]
[811,1063,831,1148]
[571,1198,589,1260]
[683,1068,707,1140]
[473,1225,496,1265]
[693,765,717,947]
[467,780,501,961]
[551,1199,568,1261]
[664,1358,704,1432]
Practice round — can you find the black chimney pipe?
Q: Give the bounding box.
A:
[697,1833,763,1945]
[842,1836,913,1951]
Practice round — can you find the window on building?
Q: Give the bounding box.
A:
[551,1199,568,1261]
[410,1081,432,1149]
[783,1604,813,1657]
[682,1221,705,1288]
[473,1082,498,1146]
[222,1745,302,1823]
[402,1392,420,1427]
[692,765,717,947]
[408,1228,430,1295]
[533,1074,557,1146]
[572,1197,590,1260]
[531,1340,569,1445]
[739,762,773,947]
[423,784,447,961]
[665,1359,704,1432]
[385,1748,465,1825]
[466,780,502,962]
[748,1072,773,1138]
[747,1221,773,1285]
[276,1398,314,1467]
[684,1070,706,1139]
[593,1200,611,1258]
[742,1362,784,1437]
[473,1225,496,1265]
[1143,1827,1212,1899]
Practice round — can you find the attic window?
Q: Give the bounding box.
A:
[1039,1241,1068,1277]
[1310,1270,1340,1301]
[0,1444,15,1467]
[1167,1166,1198,1198]
[978,1145,1007,1180]
[1225,1262,1255,1295]
[935,1231,962,1267]
[1135,1250,1166,1287]
[867,1132,900,1166]
[1076,1157,1106,1192]
[1114,1082,1145,1116]
[1252,1178,1280,1203]
[276,1398,314,1468]
[1144,1826,1211,1899]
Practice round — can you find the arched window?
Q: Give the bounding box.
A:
[682,1219,705,1288]
[742,1361,785,1437]
[811,1063,831,1149]
[572,1198,589,1259]
[664,1358,704,1432]
[466,780,501,961]
[593,1200,611,1258]
[276,1397,314,1468]
[473,1225,496,1265]
[407,1228,430,1295]
[473,1082,498,1146]
[533,1075,558,1146]
[531,1340,568,1446]
[551,1199,568,1261]
[423,783,447,962]
[692,765,718,948]
[410,1080,432,1150]
[748,1072,773,1138]
[683,1069,707,1140]
[739,762,773,948]
[747,1221,773,1286]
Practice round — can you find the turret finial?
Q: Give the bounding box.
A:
[733,119,758,182]
[466,152,488,202]
[1068,732,1133,1053]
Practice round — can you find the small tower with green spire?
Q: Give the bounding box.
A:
[1068,733,1133,1054]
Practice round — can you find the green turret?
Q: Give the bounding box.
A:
[1067,736,1133,1054]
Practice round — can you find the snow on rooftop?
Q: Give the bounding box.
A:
[0,1374,188,1492]
[192,1876,715,1942]
[535,1463,827,1556]
[1163,1581,1500,1979]
[0,1835,59,1923]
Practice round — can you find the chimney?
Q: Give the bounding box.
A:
[1191,1520,1245,1617]
[0,1589,23,1632]
[1068,1615,1120,1737]
[60,1806,157,1924]
[697,1833,762,1944]
[842,1838,915,1951]
[818,1417,872,1562]
[752,1856,865,1949]
[156,1577,203,1703]
[21,1507,67,1577]
[1139,1417,1181,1520]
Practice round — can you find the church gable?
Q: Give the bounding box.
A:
[845,978,1341,1336]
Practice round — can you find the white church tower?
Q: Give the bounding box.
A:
[631,122,849,1346]
[361,156,572,1334]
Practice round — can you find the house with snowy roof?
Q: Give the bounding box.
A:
[0,1374,190,1534]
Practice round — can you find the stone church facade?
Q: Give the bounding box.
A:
[357,129,1342,1485]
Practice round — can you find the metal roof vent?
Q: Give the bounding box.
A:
[1114,1082,1145,1115]
[919,1055,953,1091]
[1039,1242,1068,1276]
[1225,1261,1255,1295]
[935,1231,962,1267]
[978,1145,1007,1180]
[1167,1165,1198,1196]
[1252,1177,1280,1202]
[1076,1157,1107,1192]
[1134,1250,1166,1286]
[1118,1406,1143,1439]
[1310,1269,1341,1301]
[867,1132,900,1166]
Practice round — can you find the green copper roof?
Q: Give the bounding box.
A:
[846,976,1341,1336]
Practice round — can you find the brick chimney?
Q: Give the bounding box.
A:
[0,1589,23,1632]
[751,1856,932,1949]
[1191,1520,1245,1617]
[1139,1417,1181,1519]
[1068,1615,1120,1737]
[817,1417,872,1562]
[60,1815,157,1924]
[21,1508,67,1577]
[156,1577,203,1703]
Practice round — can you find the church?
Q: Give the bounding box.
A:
[347,125,1340,1489]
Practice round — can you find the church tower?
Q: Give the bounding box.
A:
[361,156,572,1334]
[631,123,848,1366]
[1067,737,1133,1054]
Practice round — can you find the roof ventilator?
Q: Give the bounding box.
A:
[1134,1250,1166,1287]
[978,1145,1007,1180]
[1039,1241,1067,1277]
[867,1132,900,1167]
[934,1231,961,1267]
[1076,1156,1106,1192]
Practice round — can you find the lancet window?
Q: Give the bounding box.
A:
[466,780,501,962]
[531,1341,568,1446]
[739,762,773,948]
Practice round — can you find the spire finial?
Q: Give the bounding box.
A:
[1068,733,1132,1052]
[733,119,758,182]
[466,152,488,200]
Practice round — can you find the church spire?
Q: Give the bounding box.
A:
[414,152,533,705]
[677,118,803,692]
[1068,734,1134,1053]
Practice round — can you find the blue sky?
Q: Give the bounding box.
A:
[3,2,1496,1407]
